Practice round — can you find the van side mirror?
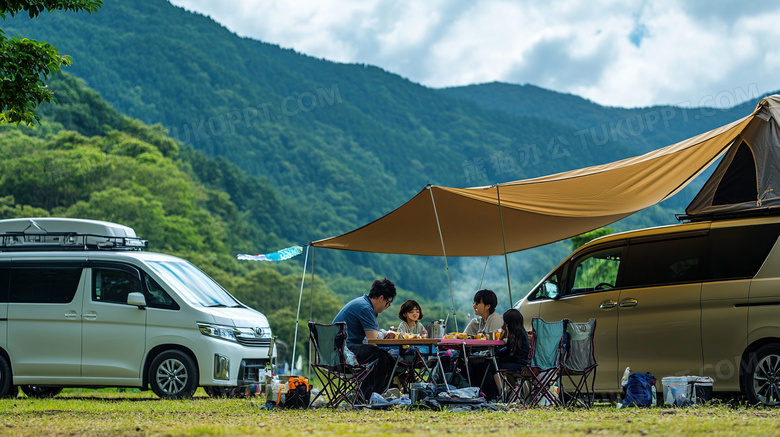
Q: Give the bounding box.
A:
[542,281,559,300]
[127,292,147,309]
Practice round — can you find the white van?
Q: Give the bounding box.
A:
[0,218,275,399]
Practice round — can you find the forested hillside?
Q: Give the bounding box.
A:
[3,0,648,301]
[0,74,356,365]
[2,0,771,321]
[441,82,761,155]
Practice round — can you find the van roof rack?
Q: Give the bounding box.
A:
[0,218,147,252]
[676,208,780,223]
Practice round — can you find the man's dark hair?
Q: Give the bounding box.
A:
[368,277,396,300]
[473,289,497,314]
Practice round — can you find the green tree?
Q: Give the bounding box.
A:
[569,228,614,251]
[1,0,102,125]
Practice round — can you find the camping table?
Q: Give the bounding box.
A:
[438,338,504,392]
[367,338,447,393]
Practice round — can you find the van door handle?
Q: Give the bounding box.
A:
[599,300,617,309]
[64,310,79,320]
[619,298,638,308]
[83,311,98,321]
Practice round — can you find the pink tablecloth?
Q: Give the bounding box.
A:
[438,338,504,347]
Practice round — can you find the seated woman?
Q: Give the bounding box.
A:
[469,308,530,400]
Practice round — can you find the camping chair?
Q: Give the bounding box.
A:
[396,344,437,392]
[380,342,438,394]
[308,321,376,408]
[511,318,568,406]
[560,318,598,408]
[495,330,534,403]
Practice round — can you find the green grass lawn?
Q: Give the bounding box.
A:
[0,389,778,436]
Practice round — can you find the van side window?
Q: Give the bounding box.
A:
[9,266,82,303]
[622,235,706,288]
[570,247,622,294]
[707,224,780,280]
[93,268,142,304]
[144,274,179,310]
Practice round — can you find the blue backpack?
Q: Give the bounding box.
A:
[622,372,656,407]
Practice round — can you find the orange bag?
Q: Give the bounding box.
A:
[284,376,310,409]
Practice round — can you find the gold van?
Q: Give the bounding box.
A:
[515,215,780,406]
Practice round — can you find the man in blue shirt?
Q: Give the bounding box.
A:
[333,278,396,399]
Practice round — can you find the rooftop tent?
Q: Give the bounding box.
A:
[311,97,780,256]
[685,95,780,218]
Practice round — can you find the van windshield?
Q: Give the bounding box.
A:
[146,260,241,308]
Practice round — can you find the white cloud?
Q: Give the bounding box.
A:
[168,0,780,108]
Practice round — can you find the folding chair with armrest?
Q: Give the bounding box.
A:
[308,322,376,408]
[500,318,567,406]
[560,318,598,408]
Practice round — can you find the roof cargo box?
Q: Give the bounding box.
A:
[0,218,147,251]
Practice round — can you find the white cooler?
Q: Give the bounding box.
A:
[662,376,713,406]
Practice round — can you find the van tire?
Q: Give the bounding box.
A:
[0,356,14,398]
[3,386,19,398]
[743,344,780,406]
[20,386,63,398]
[149,350,198,399]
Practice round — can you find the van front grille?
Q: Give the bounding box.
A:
[235,336,273,347]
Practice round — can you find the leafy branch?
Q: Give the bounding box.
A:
[0,0,102,125]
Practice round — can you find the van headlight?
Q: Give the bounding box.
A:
[198,323,238,342]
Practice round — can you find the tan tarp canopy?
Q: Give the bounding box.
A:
[312,96,780,257]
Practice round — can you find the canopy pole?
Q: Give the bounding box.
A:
[428,185,458,331]
[496,185,513,307]
[291,244,310,375]
[309,243,315,321]
[306,243,316,382]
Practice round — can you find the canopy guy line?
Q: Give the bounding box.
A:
[478,256,490,290]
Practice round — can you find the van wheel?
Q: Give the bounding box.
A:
[744,344,780,406]
[149,350,198,399]
[20,386,63,398]
[0,356,15,398]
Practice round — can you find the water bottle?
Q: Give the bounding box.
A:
[279,378,289,407]
[621,367,631,387]
[270,375,280,406]
[651,384,657,406]
[262,361,273,394]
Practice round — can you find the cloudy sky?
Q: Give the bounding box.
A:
[168,0,780,108]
